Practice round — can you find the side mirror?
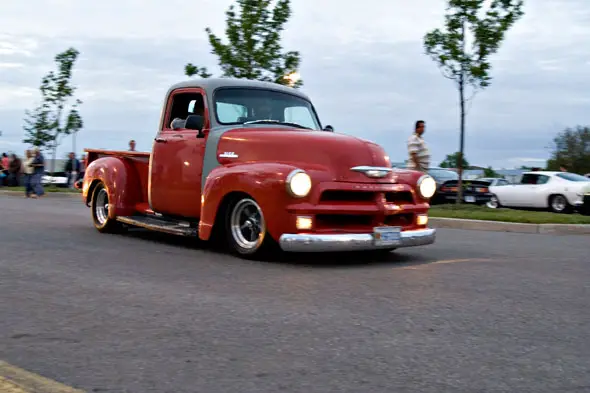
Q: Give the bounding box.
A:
[185,115,205,137]
[323,125,334,132]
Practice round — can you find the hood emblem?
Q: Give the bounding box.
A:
[350,166,393,179]
[219,152,238,158]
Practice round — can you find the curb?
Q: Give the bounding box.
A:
[0,189,81,198]
[430,217,590,235]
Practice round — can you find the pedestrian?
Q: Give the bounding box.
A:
[30,147,45,198]
[23,150,35,197]
[129,139,136,151]
[407,120,430,172]
[1,152,9,186]
[8,153,22,186]
[64,152,81,188]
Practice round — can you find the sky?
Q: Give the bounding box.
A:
[1,0,589,169]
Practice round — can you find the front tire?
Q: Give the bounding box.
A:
[225,196,274,258]
[91,182,123,233]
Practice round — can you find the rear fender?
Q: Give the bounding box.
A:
[83,156,143,218]
[199,163,298,240]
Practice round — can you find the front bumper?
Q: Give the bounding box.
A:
[278,228,436,253]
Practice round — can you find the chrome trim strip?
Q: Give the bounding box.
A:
[350,166,393,178]
[279,228,436,252]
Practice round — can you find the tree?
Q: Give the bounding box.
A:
[423,0,524,203]
[483,166,500,177]
[546,125,590,174]
[184,0,303,87]
[22,48,83,174]
[440,152,470,169]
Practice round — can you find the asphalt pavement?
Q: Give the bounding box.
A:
[1,193,589,393]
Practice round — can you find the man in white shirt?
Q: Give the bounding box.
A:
[407,120,430,172]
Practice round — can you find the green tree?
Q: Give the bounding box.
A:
[483,166,500,177]
[440,152,470,168]
[546,125,590,174]
[22,48,83,174]
[423,0,524,203]
[184,0,303,87]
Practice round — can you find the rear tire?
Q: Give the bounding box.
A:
[486,194,501,209]
[91,182,124,233]
[549,194,571,214]
[225,196,275,258]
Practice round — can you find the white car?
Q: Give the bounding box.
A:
[41,171,69,187]
[487,171,590,213]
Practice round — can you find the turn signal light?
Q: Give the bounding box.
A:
[296,216,313,230]
[416,214,428,226]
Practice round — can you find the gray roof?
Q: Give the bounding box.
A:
[166,78,311,101]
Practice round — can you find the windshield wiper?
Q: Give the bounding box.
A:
[242,119,311,129]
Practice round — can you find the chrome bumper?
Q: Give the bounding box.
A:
[278,228,436,253]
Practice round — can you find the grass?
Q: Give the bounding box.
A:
[429,204,590,224]
[0,186,81,193]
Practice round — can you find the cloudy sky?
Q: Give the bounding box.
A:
[1,0,589,168]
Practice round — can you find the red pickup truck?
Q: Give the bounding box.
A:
[80,78,437,258]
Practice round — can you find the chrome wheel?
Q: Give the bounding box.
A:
[230,198,266,252]
[486,195,500,209]
[95,188,109,225]
[551,195,567,212]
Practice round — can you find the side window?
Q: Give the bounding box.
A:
[216,102,247,123]
[498,179,509,186]
[284,106,316,129]
[520,174,538,184]
[165,91,205,130]
[537,175,550,184]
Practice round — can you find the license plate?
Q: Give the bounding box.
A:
[465,195,476,203]
[373,226,401,246]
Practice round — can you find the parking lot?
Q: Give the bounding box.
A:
[1,194,589,392]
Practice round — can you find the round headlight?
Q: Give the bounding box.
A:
[418,175,437,199]
[286,169,312,197]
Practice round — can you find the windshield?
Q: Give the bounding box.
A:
[428,169,459,181]
[214,87,321,130]
[556,172,590,182]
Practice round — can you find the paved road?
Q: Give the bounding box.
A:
[1,193,589,393]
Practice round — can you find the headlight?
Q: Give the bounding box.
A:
[418,175,437,199]
[286,169,312,197]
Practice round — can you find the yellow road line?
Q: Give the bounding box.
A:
[0,361,84,393]
[402,258,494,269]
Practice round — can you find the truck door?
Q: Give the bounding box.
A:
[149,88,209,218]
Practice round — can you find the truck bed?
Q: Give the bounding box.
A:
[85,148,152,212]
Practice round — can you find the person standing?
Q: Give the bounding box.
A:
[8,153,22,186]
[23,150,35,197]
[30,147,45,198]
[129,139,136,151]
[407,120,430,172]
[64,152,80,188]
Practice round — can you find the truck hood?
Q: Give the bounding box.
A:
[216,127,393,183]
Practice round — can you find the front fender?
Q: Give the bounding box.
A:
[199,163,302,240]
[83,157,142,218]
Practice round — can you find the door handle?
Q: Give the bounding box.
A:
[154,137,167,143]
[172,134,183,138]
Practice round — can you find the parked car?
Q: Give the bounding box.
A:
[487,171,590,213]
[427,168,494,205]
[79,78,437,259]
[478,177,511,187]
[42,171,69,187]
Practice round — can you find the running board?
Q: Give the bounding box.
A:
[116,215,198,237]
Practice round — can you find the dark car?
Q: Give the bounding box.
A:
[427,168,496,205]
